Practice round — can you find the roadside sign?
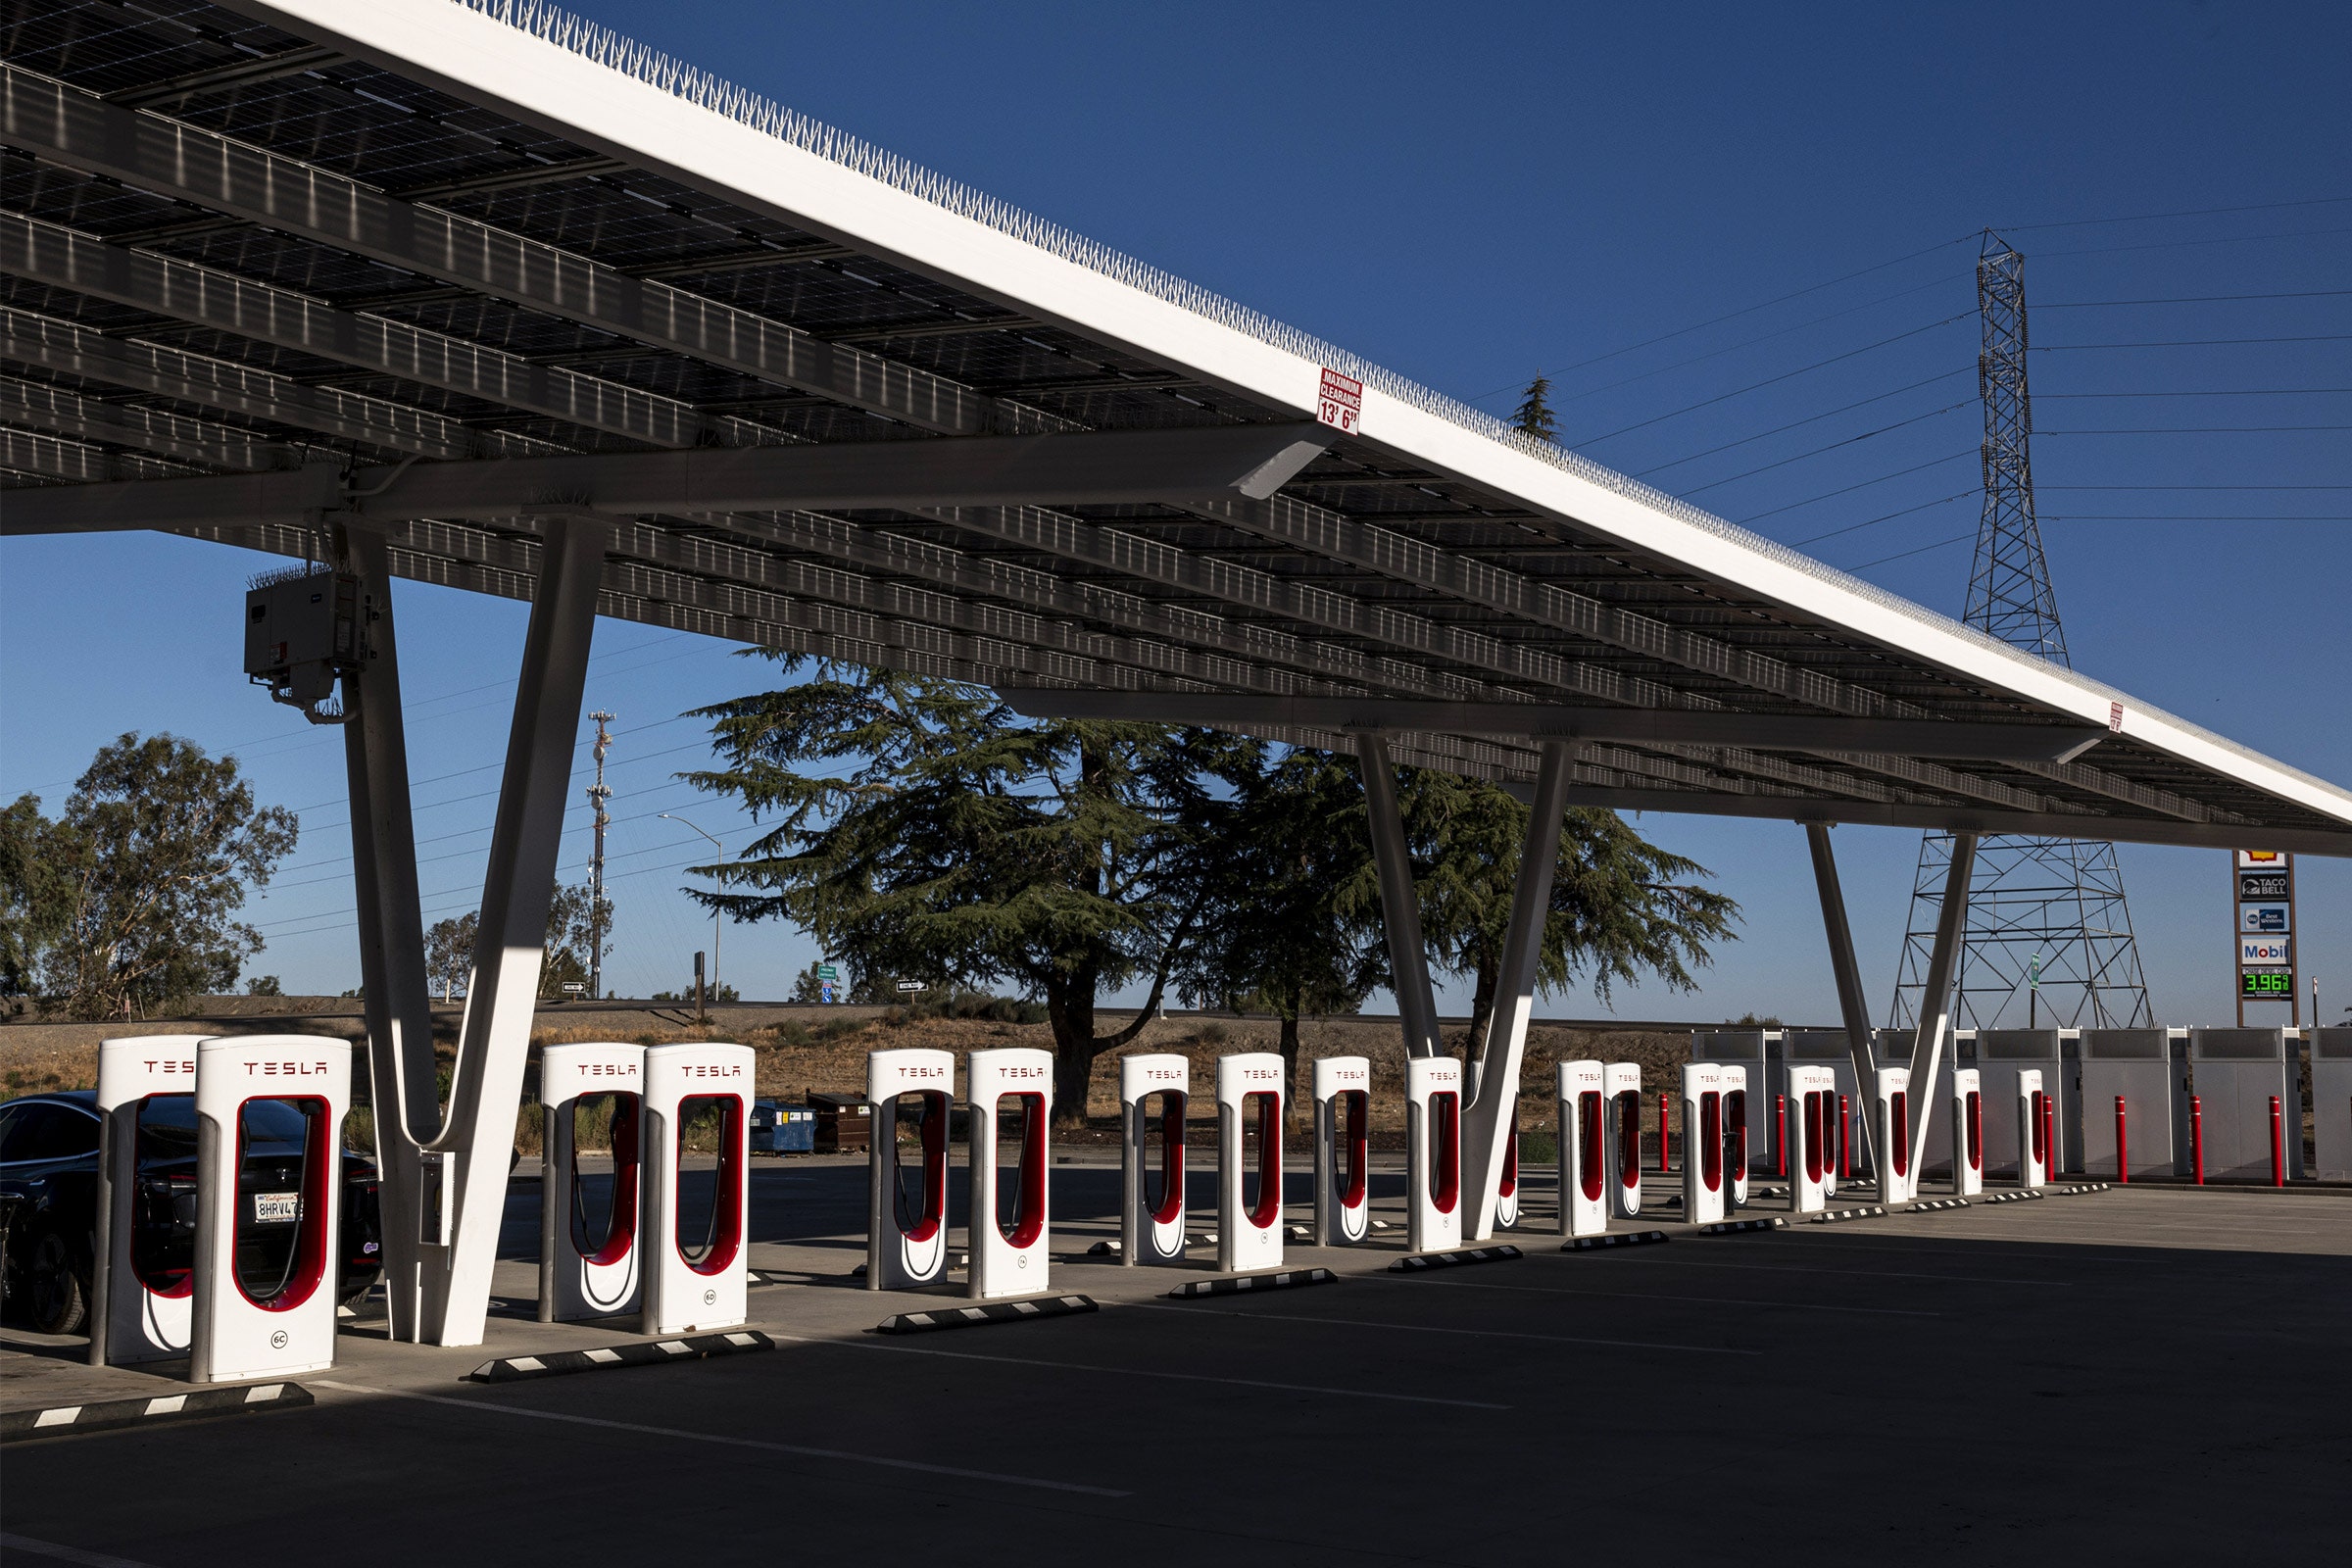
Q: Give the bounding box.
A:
[895,980,924,993]
[1316,367,1362,434]
[2232,851,2298,1025]
[815,963,839,980]
[818,984,835,1004]
[562,981,586,995]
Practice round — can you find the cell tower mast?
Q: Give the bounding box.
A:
[587,710,613,1001]
[1890,233,2153,1032]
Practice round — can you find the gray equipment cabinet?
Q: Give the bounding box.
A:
[2189,1028,2303,1180]
[2080,1029,2181,1179]
[2313,1029,2352,1182]
[1974,1030,2078,1177]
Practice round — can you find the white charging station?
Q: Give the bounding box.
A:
[1692,1029,1775,1175]
[1605,1061,1643,1219]
[1217,1054,1286,1272]
[867,1048,955,1290]
[967,1048,1053,1298]
[641,1041,752,1336]
[1556,1060,1607,1238]
[2015,1068,2049,1188]
[2314,1029,2352,1183]
[1312,1055,1371,1245]
[1680,1062,1727,1225]
[1975,1030,2077,1177]
[1405,1055,1462,1253]
[1720,1063,1750,1208]
[92,1035,207,1366]
[1872,1066,1914,1204]
[1950,1067,1984,1196]
[2080,1029,2178,1181]
[190,1034,350,1385]
[2187,1028,2301,1181]
[538,1042,644,1322]
[1786,1064,1837,1214]
[1782,1032,1858,1191]
[1496,1111,1522,1230]
[1118,1053,1189,1265]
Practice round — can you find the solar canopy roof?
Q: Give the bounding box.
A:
[3,0,2346,856]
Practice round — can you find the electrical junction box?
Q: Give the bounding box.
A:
[245,565,362,710]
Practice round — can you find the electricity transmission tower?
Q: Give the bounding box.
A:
[1889,233,2152,1032]
[586,710,613,1000]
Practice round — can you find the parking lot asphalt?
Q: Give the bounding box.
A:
[5,1164,2347,1566]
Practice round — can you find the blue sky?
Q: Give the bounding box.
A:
[2,0,2344,1023]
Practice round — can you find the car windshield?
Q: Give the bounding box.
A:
[136,1095,315,1144]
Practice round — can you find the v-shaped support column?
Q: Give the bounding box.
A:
[1806,823,1883,1171]
[342,514,606,1346]
[1904,833,1977,1179]
[1355,734,1443,1060]
[1463,741,1578,1241]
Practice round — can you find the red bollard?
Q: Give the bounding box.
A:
[2115,1095,2130,1184]
[1837,1093,1851,1181]
[2271,1096,2285,1187]
[2190,1096,2204,1186]
[2043,1096,2057,1180]
[1658,1091,1672,1173]
[1775,1094,1788,1178]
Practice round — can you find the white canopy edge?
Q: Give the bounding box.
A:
[217,0,2350,832]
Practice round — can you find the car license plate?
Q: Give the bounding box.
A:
[254,1192,301,1224]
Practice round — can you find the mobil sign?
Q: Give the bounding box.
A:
[2240,937,2290,966]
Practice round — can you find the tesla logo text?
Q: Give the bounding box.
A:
[141,1059,197,1074]
[678,1064,742,1077]
[241,1060,331,1076]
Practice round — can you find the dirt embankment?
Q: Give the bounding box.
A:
[4,999,1696,1137]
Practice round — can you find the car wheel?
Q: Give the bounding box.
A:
[28,1228,89,1337]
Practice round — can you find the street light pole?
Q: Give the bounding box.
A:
[660,813,725,1004]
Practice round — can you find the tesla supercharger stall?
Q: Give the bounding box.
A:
[2015,1069,2050,1189]
[2314,1029,2352,1183]
[1217,1054,1286,1273]
[1872,1067,1914,1204]
[1691,1030,1774,1176]
[1681,1063,1727,1225]
[2186,1028,2302,1181]
[867,1048,955,1290]
[1312,1055,1371,1246]
[1119,1054,1188,1266]
[1495,1108,1521,1230]
[1605,1062,1643,1219]
[1721,1064,1751,1208]
[968,1048,1053,1298]
[641,1042,752,1336]
[1948,1068,1984,1196]
[539,1043,644,1322]
[190,1034,350,1385]
[1557,1059,1607,1239]
[1405,1056,1462,1253]
[2080,1030,2178,1181]
[1976,1030,2076,1177]
[91,1035,208,1366]
[1786,1064,1837,1214]
[1783,1032,1860,1185]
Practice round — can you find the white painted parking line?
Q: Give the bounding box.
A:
[311,1380,1127,1496]
[763,1331,1507,1410]
[1585,1255,2070,1288]
[0,1535,164,1568]
[1381,1277,1942,1317]
[1131,1302,1758,1355]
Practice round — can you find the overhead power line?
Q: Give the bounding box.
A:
[1998,194,2352,230]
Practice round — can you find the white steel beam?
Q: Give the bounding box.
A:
[991,689,2106,764]
[1462,739,1577,1241]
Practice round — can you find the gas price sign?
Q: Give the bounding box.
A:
[2232,850,2298,1024]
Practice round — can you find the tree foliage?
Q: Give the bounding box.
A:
[1402,767,1740,1054]
[539,881,612,1000]
[1511,375,1560,445]
[680,663,1252,1122]
[423,911,478,1002]
[4,733,297,1019]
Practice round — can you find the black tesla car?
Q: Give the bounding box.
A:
[0,1091,383,1336]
